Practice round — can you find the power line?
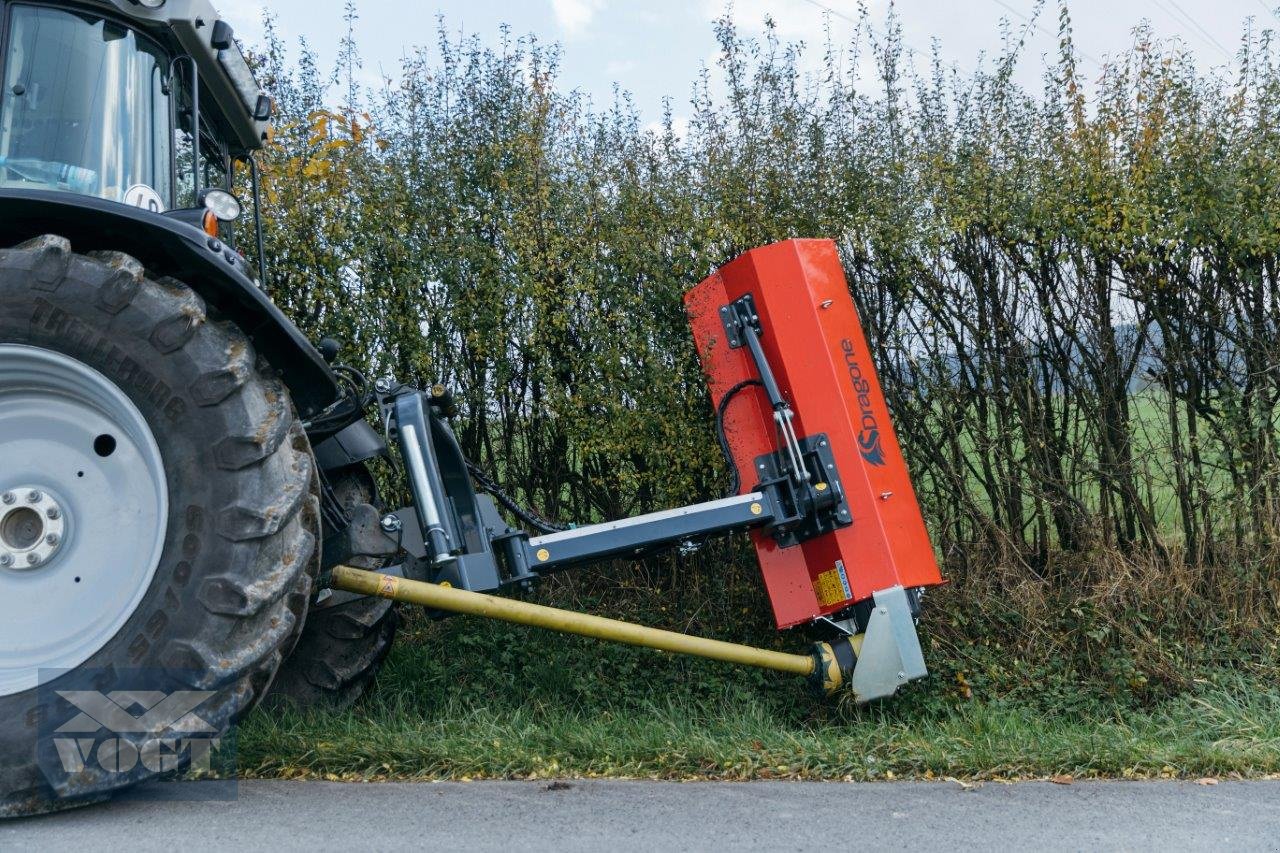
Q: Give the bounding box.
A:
[799,0,855,26]
[1166,0,1233,56]
[990,0,1103,67]
[1148,0,1233,59]
[798,0,924,59]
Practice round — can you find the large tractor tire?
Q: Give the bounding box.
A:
[0,235,319,817]
[265,466,399,711]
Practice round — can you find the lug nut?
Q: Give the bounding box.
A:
[1,492,14,505]
[46,507,60,520]
[26,553,40,566]
[27,490,42,503]
[0,553,12,568]
[45,533,60,547]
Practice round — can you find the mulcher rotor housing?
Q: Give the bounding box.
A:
[0,0,944,818]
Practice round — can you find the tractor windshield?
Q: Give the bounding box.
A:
[0,4,172,209]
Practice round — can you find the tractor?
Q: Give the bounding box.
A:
[0,0,943,817]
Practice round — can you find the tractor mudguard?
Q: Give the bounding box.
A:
[0,188,339,418]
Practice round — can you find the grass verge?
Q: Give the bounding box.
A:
[238,606,1280,782]
[240,686,1280,782]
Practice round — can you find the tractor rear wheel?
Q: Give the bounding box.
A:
[0,235,319,816]
[265,466,399,711]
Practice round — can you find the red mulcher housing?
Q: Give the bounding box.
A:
[686,238,943,629]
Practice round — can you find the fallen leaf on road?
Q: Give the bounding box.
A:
[545,781,573,791]
[1195,778,1219,786]
[1051,775,1074,785]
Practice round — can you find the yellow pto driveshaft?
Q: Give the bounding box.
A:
[330,565,861,695]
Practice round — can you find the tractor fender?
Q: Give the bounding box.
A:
[0,188,339,418]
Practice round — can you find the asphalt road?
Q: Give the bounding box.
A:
[2,779,1278,851]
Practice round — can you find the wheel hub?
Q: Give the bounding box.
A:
[0,344,169,697]
[0,487,67,569]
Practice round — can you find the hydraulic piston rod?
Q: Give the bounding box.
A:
[330,566,859,694]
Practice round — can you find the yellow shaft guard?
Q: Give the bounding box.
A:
[331,565,820,677]
[812,634,865,695]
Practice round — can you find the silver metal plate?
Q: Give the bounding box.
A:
[849,585,927,703]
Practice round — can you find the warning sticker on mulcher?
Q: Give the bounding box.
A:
[813,560,853,606]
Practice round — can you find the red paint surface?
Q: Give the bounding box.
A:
[685,239,943,629]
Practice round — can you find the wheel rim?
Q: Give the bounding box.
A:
[0,344,168,697]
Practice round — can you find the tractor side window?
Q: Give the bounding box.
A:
[173,85,230,206]
[0,5,172,208]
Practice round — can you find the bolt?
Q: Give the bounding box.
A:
[46,507,60,520]
[380,514,403,534]
[26,553,40,566]
[374,378,393,393]
[45,533,60,547]
[27,490,42,503]
[879,491,893,500]
[897,671,906,681]
[0,553,11,568]
[1,492,14,505]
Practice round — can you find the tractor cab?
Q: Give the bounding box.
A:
[0,0,270,267]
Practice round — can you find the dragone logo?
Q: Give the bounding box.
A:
[840,338,886,466]
[51,689,221,775]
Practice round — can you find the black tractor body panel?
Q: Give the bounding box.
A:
[0,189,339,417]
[313,420,389,472]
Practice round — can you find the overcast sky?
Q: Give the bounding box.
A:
[219,1,1279,122]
